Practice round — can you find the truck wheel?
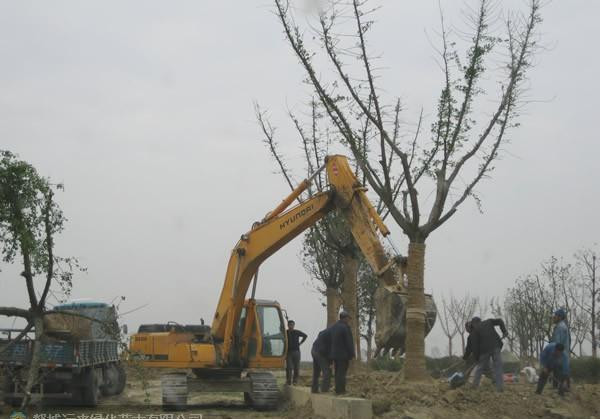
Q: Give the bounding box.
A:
[2,374,22,407]
[81,367,99,407]
[115,363,126,395]
[100,363,126,397]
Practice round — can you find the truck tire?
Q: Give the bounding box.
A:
[115,363,126,395]
[2,373,22,407]
[100,364,118,397]
[80,367,99,407]
[100,363,126,397]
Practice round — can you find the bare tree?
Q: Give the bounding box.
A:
[0,150,83,408]
[437,296,458,357]
[449,294,478,353]
[573,247,598,357]
[273,0,543,380]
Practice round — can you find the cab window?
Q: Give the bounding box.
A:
[256,305,285,357]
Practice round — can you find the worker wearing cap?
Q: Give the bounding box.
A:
[329,311,355,394]
[551,308,571,388]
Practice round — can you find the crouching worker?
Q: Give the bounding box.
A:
[311,326,333,393]
[536,342,568,396]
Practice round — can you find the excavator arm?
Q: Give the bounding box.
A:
[212,155,405,365]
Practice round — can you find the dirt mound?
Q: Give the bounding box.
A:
[296,369,600,419]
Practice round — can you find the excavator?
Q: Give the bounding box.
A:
[129,155,436,410]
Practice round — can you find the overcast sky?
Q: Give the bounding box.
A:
[1,1,599,359]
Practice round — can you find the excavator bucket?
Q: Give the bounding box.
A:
[373,287,437,358]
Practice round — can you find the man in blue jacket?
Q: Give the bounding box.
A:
[551,308,570,389]
[536,342,568,396]
[329,311,355,394]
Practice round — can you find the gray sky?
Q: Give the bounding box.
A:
[1,1,599,358]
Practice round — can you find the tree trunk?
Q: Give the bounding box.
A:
[404,242,427,382]
[366,314,374,361]
[326,286,341,327]
[21,315,44,409]
[341,251,360,368]
[448,337,453,357]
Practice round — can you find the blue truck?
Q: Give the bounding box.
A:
[0,301,126,407]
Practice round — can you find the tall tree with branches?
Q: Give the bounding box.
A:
[0,150,83,408]
[273,0,543,379]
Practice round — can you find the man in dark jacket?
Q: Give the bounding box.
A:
[286,320,307,385]
[329,311,355,394]
[311,326,333,393]
[470,316,508,392]
[463,321,494,384]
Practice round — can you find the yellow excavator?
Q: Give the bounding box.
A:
[129,155,433,410]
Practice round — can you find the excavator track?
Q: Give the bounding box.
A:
[245,372,279,410]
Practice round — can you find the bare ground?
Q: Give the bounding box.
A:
[2,368,599,419]
[296,368,600,419]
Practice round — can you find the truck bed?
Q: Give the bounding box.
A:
[0,339,119,368]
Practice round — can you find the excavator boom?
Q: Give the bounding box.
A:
[211,155,404,365]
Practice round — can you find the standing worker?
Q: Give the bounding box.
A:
[330,311,355,395]
[285,319,307,385]
[551,308,570,389]
[536,342,568,396]
[470,316,508,392]
[311,326,333,393]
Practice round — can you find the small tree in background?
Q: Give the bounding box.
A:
[573,247,598,357]
[449,294,479,353]
[437,296,458,357]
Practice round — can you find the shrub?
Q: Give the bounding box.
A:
[570,357,600,383]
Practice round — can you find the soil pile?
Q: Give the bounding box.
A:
[297,369,600,419]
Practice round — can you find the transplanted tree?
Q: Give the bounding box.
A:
[274,0,543,380]
[0,150,82,408]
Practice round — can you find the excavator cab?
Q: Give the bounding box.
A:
[235,299,287,370]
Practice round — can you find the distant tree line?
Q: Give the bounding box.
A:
[436,247,599,360]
